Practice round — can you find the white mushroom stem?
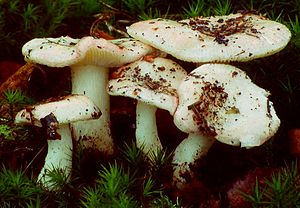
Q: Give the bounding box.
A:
[71,65,113,154]
[136,101,163,157]
[38,124,72,190]
[172,133,215,189]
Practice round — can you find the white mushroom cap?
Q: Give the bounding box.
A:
[22,37,80,67]
[127,13,291,63]
[173,63,280,147]
[15,94,101,127]
[22,36,155,67]
[107,57,187,114]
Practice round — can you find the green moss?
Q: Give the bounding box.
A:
[242,161,300,207]
[0,124,14,140]
[0,168,44,207]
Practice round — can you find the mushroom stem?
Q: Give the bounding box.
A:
[38,124,73,190]
[71,65,114,154]
[136,101,163,157]
[172,133,215,189]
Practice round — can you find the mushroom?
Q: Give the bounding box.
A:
[127,12,291,63]
[22,36,155,154]
[172,63,280,188]
[15,95,101,190]
[107,57,187,157]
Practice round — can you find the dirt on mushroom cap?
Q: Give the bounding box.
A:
[15,95,101,127]
[127,13,291,63]
[108,57,187,114]
[173,63,280,147]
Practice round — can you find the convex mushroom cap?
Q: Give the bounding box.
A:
[108,57,187,115]
[127,12,291,62]
[173,63,280,148]
[15,94,101,126]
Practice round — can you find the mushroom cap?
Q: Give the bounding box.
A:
[127,13,291,63]
[15,95,101,127]
[22,36,81,67]
[107,57,187,114]
[22,36,155,68]
[173,63,280,147]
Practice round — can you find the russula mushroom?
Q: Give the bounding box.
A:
[15,95,101,190]
[127,12,291,63]
[107,57,187,156]
[22,36,154,154]
[172,63,280,188]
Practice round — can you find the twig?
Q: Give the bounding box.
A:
[0,63,36,96]
[24,144,46,173]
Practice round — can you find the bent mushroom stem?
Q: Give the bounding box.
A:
[71,65,113,154]
[172,133,215,189]
[38,124,73,190]
[136,101,163,157]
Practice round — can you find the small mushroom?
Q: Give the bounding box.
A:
[127,12,291,62]
[22,36,154,154]
[108,57,187,156]
[172,63,280,188]
[15,95,101,190]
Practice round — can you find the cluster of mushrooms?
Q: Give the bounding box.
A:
[15,12,291,190]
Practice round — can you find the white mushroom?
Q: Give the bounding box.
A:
[107,57,187,157]
[15,95,101,190]
[127,12,291,63]
[172,63,280,188]
[22,36,154,154]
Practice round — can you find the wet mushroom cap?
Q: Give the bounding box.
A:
[22,36,155,67]
[127,13,291,62]
[108,57,187,114]
[15,95,101,127]
[173,63,280,147]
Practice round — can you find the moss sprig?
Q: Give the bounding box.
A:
[241,161,300,207]
[0,89,33,121]
[0,167,44,207]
